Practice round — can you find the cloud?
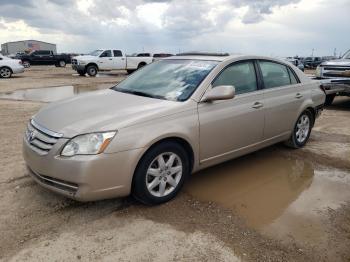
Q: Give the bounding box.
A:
[0,0,348,56]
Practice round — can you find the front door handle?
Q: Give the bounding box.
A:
[252,102,264,109]
[295,93,303,99]
[109,58,113,60]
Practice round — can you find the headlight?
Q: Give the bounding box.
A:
[61,132,116,156]
[315,65,321,77]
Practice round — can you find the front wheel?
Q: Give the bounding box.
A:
[0,67,12,78]
[285,110,313,148]
[86,65,98,77]
[132,142,190,205]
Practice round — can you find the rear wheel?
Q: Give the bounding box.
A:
[285,110,313,148]
[132,141,190,205]
[86,65,98,77]
[0,67,12,78]
[59,60,66,67]
[137,63,146,70]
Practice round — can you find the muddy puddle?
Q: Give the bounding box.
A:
[185,149,350,246]
[0,85,101,102]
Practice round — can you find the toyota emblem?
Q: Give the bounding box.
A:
[28,130,36,142]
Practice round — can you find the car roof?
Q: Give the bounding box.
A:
[165,54,290,64]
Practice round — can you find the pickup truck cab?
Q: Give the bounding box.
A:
[18,50,71,68]
[71,49,153,76]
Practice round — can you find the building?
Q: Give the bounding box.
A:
[1,40,57,55]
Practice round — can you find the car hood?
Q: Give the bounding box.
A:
[321,59,350,67]
[33,89,185,138]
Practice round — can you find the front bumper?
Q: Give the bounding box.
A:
[12,66,25,74]
[71,64,86,71]
[23,137,143,201]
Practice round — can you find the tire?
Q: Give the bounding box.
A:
[285,110,313,149]
[22,61,30,68]
[132,141,190,205]
[137,63,146,70]
[58,60,66,67]
[77,69,86,76]
[0,67,12,78]
[86,65,98,77]
[127,69,135,74]
[325,94,335,106]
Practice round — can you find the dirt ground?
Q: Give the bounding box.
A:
[0,66,349,262]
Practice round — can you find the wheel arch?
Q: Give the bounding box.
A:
[0,66,13,73]
[132,136,195,180]
[86,62,99,70]
[138,61,147,68]
[305,107,316,126]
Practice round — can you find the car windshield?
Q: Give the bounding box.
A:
[89,50,104,56]
[112,59,218,101]
[342,50,350,59]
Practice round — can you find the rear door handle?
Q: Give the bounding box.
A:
[252,102,264,109]
[295,93,303,99]
[109,58,112,60]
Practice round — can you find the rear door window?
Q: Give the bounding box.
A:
[113,50,122,57]
[287,67,299,84]
[212,61,258,95]
[259,61,291,89]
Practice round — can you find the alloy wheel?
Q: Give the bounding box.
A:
[146,152,183,197]
[296,114,310,144]
[0,68,11,78]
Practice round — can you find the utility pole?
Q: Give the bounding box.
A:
[311,48,314,57]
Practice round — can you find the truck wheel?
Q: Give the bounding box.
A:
[127,69,135,74]
[59,60,66,67]
[0,67,12,78]
[22,61,30,68]
[77,69,86,76]
[325,94,335,106]
[86,65,98,77]
[137,62,146,70]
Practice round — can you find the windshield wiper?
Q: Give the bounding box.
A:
[114,88,165,100]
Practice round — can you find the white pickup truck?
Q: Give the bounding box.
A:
[71,49,153,76]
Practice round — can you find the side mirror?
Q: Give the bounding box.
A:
[202,85,235,102]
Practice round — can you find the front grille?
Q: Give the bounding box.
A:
[324,72,350,78]
[323,67,349,71]
[71,59,77,65]
[29,168,78,194]
[25,119,63,156]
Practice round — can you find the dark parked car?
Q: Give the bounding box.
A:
[303,57,323,69]
[17,50,71,68]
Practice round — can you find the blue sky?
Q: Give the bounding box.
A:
[0,0,349,57]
